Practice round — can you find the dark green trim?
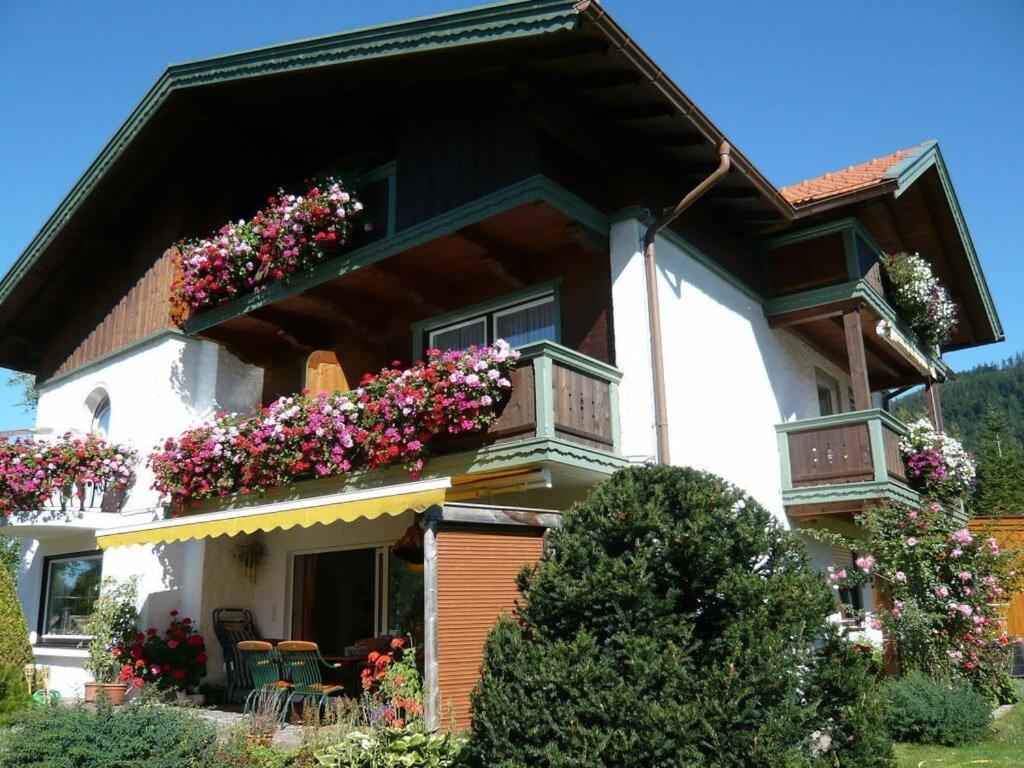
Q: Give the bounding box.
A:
[885,141,1003,343]
[611,208,765,305]
[762,216,878,253]
[410,279,563,360]
[514,339,622,382]
[184,174,609,335]
[0,0,581,313]
[774,408,908,436]
[36,329,186,390]
[782,480,920,509]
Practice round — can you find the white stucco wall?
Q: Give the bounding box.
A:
[13,334,263,697]
[610,217,853,523]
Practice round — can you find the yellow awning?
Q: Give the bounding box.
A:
[96,479,449,549]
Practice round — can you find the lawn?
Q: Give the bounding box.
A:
[895,701,1024,767]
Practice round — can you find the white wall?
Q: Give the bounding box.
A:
[16,334,263,697]
[610,217,853,522]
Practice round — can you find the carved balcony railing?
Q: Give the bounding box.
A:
[434,340,621,458]
[775,409,917,514]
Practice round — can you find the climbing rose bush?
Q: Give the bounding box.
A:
[881,252,958,349]
[170,176,369,323]
[0,432,137,517]
[820,500,1022,702]
[148,342,517,511]
[900,418,976,502]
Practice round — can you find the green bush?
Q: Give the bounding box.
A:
[314,728,465,767]
[463,465,843,767]
[205,733,295,768]
[0,558,31,670]
[0,699,218,768]
[804,630,894,767]
[0,663,30,726]
[882,671,991,745]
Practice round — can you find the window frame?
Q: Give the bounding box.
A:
[412,280,562,360]
[814,368,842,417]
[37,550,103,645]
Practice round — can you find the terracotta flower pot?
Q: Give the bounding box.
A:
[83,682,128,705]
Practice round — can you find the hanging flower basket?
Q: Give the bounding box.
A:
[881,252,958,350]
[899,419,976,501]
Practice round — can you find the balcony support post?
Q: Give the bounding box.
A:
[776,430,793,491]
[924,381,944,432]
[843,309,872,411]
[866,416,890,483]
[532,355,556,440]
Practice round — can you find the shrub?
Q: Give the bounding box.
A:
[804,630,894,767]
[463,465,840,768]
[313,728,465,767]
[83,576,138,684]
[206,732,295,768]
[0,663,30,726]
[0,559,31,670]
[0,699,218,768]
[882,671,991,745]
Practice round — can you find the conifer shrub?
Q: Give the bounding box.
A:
[0,663,30,726]
[881,671,991,745]
[463,465,880,767]
[0,557,31,670]
[0,699,218,768]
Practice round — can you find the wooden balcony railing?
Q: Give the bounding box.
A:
[434,341,621,456]
[776,409,910,492]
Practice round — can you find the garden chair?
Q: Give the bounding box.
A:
[277,640,344,716]
[237,640,290,723]
[213,608,261,703]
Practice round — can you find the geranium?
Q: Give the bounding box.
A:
[900,419,976,501]
[880,252,958,349]
[360,635,424,728]
[148,342,518,512]
[170,177,369,323]
[115,611,207,691]
[0,432,137,518]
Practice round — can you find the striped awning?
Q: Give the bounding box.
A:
[96,478,449,549]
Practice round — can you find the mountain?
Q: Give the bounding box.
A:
[894,353,1024,450]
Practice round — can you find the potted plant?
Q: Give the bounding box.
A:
[82,577,138,705]
[245,688,283,746]
[115,611,208,698]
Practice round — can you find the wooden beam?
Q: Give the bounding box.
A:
[455,226,530,289]
[925,381,945,432]
[843,309,872,411]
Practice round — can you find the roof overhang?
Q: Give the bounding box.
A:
[787,141,1002,351]
[0,0,791,374]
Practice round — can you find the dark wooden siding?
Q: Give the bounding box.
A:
[788,422,874,487]
[436,524,544,732]
[46,248,177,379]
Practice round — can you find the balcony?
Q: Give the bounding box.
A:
[776,410,919,517]
[430,341,626,499]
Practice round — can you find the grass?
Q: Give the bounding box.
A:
[895,700,1024,767]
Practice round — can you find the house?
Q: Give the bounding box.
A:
[0,0,1001,729]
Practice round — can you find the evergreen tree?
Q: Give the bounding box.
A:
[0,555,31,670]
[974,407,1024,516]
[463,465,890,767]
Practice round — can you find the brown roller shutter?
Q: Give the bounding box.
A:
[435,524,544,731]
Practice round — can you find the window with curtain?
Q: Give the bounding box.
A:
[425,292,556,353]
[40,553,102,641]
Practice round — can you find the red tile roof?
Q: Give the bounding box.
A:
[779,145,922,206]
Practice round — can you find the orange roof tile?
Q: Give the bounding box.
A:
[779,145,924,206]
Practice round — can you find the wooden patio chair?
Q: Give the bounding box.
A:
[237,640,290,722]
[213,608,261,703]
[277,640,344,715]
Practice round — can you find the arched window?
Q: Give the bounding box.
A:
[85,389,111,436]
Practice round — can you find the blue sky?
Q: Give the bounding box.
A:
[1,0,1021,430]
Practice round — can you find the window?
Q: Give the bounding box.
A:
[423,288,558,354]
[90,395,111,436]
[815,369,841,417]
[39,552,102,641]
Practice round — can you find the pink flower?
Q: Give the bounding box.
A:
[951,528,973,545]
[855,555,875,573]
[906,537,918,547]
[894,571,907,582]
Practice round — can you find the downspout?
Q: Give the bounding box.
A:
[643,141,732,465]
